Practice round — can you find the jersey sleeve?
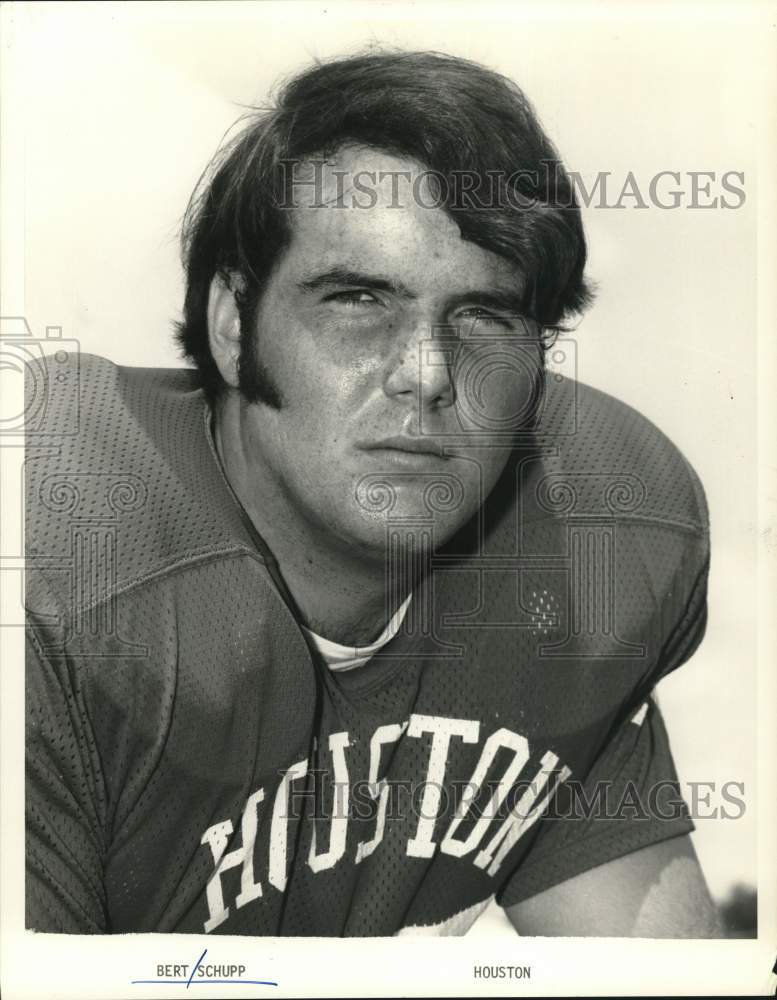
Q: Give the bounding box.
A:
[26,631,108,933]
[497,523,710,910]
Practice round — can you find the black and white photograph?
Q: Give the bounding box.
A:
[1,1,774,996]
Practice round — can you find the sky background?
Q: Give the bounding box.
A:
[7,1,763,935]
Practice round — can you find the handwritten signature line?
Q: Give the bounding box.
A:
[188,949,207,988]
[130,980,278,986]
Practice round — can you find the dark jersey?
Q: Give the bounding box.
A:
[25,353,709,935]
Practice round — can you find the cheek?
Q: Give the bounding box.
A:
[283,363,374,429]
[282,308,390,394]
[453,343,541,433]
[311,314,393,380]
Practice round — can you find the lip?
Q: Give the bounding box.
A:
[358,435,449,459]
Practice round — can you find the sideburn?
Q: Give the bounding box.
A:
[234,282,285,410]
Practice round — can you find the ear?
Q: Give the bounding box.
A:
[207,272,243,390]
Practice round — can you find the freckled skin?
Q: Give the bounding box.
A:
[214,146,539,640]
[236,149,531,546]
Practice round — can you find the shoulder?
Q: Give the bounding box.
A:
[534,375,708,535]
[454,376,711,683]
[25,352,256,627]
[24,350,204,455]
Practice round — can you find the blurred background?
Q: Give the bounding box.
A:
[7,1,759,936]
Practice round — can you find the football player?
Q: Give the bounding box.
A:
[25,51,722,936]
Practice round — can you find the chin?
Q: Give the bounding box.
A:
[352,464,481,523]
[337,491,477,560]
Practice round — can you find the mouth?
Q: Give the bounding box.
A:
[358,435,449,460]
[358,434,450,468]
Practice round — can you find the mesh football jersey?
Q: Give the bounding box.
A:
[25,353,709,936]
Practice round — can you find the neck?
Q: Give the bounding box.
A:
[212,399,413,646]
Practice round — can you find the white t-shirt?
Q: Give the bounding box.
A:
[301,593,413,672]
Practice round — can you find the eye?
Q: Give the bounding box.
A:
[456,307,513,331]
[325,290,381,307]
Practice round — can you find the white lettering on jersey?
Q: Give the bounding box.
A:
[475,751,571,875]
[199,717,571,931]
[406,714,480,859]
[308,731,350,873]
[201,787,265,933]
[268,757,309,893]
[440,727,530,859]
[355,721,407,864]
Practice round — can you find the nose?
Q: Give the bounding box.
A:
[382,318,456,410]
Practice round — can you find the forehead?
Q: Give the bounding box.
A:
[278,145,522,292]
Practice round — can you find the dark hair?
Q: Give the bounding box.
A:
[176,49,593,402]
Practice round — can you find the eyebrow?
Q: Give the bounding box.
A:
[297,267,526,314]
[297,268,415,298]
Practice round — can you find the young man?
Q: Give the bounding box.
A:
[25,51,721,936]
